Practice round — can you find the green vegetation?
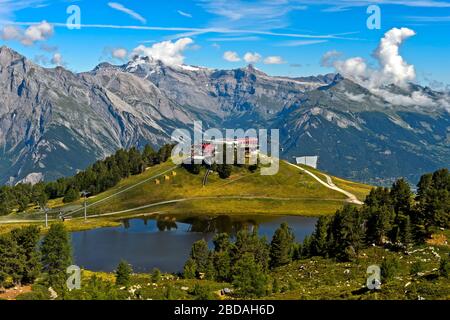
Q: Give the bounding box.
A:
[40,223,72,289]
[115,261,132,288]
[0,144,174,216]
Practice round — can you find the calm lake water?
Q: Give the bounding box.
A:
[71,215,317,273]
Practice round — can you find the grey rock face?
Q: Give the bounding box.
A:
[0,46,449,185]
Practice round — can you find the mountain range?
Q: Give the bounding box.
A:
[0,46,449,186]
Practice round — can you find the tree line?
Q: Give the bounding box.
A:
[299,168,449,262]
[0,144,174,215]
[183,168,449,297]
[0,223,72,293]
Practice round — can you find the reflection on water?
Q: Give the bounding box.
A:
[72,214,317,273]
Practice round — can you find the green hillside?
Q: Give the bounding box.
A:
[44,159,372,222]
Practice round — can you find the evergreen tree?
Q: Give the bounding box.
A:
[213,233,231,252]
[183,258,197,279]
[142,144,156,166]
[399,214,413,247]
[189,239,210,277]
[269,223,295,268]
[365,205,394,245]
[329,205,365,261]
[390,178,412,215]
[310,216,330,257]
[63,187,80,203]
[0,233,22,287]
[115,260,132,287]
[40,223,72,288]
[10,226,41,284]
[232,229,269,272]
[213,251,231,282]
[128,147,145,175]
[301,235,312,258]
[151,268,161,283]
[232,253,269,298]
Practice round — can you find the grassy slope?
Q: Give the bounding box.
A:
[17,240,450,300]
[56,160,372,219]
[0,160,373,233]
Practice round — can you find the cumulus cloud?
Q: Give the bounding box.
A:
[0,21,54,46]
[132,38,194,66]
[0,25,22,40]
[22,21,54,45]
[51,53,64,66]
[108,2,147,24]
[223,51,241,62]
[325,27,447,109]
[244,52,261,63]
[263,56,286,65]
[112,48,128,60]
[320,50,342,67]
[330,27,416,89]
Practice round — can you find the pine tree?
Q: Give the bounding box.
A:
[399,214,413,248]
[142,144,156,166]
[115,260,132,287]
[183,258,197,279]
[10,226,41,284]
[365,205,394,245]
[0,233,22,287]
[390,179,412,215]
[269,223,295,268]
[151,268,161,283]
[232,253,269,298]
[40,223,72,288]
[63,187,80,203]
[189,239,210,276]
[213,251,231,282]
[310,216,330,256]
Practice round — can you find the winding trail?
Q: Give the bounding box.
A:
[0,161,363,225]
[284,161,363,205]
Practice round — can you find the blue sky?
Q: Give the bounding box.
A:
[1,0,450,87]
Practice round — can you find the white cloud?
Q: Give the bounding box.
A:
[108,2,147,24]
[0,25,22,40]
[0,21,54,46]
[344,92,367,103]
[22,21,54,45]
[112,48,128,60]
[132,38,193,66]
[375,27,416,87]
[243,52,261,63]
[330,27,416,89]
[263,56,286,65]
[325,27,443,108]
[177,10,192,18]
[334,57,368,80]
[321,50,342,67]
[51,53,63,66]
[223,51,240,62]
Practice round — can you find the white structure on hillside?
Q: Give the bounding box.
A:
[295,156,319,169]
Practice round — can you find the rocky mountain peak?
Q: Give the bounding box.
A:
[0,46,25,67]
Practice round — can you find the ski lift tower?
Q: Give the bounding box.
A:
[81,191,89,221]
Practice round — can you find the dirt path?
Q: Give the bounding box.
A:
[284,161,363,205]
[0,285,32,300]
